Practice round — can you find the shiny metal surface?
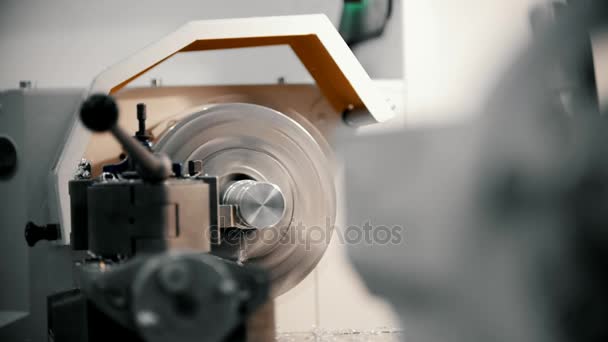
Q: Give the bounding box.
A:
[155,103,336,295]
[223,180,286,230]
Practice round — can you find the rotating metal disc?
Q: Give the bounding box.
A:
[154,103,336,296]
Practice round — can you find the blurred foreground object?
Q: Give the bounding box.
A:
[340,1,608,342]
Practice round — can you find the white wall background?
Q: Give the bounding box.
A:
[404,0,546,126]
[0,0,402,90]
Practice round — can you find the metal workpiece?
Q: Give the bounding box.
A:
[223,180,286,230]
[155,102,336,296]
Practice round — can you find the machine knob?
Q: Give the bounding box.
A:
[0,137,17,180]
[25,222,59,246]
[223,180,286,229]
[79,94,119,132]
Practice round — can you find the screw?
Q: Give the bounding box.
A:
[19,81,32,89]
[187,160,203,177]
[150,78,162,87]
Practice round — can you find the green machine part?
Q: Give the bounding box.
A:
[339,0,393,46]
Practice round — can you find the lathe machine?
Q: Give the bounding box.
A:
[0,14,395,341]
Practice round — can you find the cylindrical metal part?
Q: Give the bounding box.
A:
[222,180,285,229]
